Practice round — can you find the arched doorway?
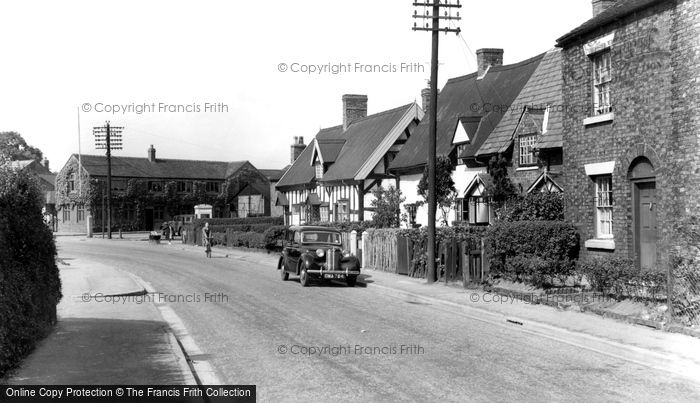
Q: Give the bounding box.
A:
[628,157,657,270]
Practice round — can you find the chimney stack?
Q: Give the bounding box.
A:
[421,86,431,113]
[290,136,305,164]
[592,0,615,17]
[148,144,156,162]
[476,48,504,78]
[342,94,368,131]
[42,158,49,170]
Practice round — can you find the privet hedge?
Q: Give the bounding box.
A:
[486,221,580,287]
[0,166,62,378]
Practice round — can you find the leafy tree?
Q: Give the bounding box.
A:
[370,185,405,228]
[488,153,517,203]
[0,131,44,162]
[417,154,456,225]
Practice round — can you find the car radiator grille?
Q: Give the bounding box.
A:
[326,249,340,270]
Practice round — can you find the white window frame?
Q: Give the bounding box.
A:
[592,50,612,116]
[595,175,613,239]
[519,134,537,166]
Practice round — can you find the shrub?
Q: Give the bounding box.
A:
[577,256,666,300]
[496,192,565,222]
[305,221,374,233]
[226,231,265,248]
[263,225,288,250]
[0,166,62,378]
[486,221,579,286]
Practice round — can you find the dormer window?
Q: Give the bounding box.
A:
[315,163,324,179]
[519,134,537,166]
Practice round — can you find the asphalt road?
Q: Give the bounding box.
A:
[57,236,700,402]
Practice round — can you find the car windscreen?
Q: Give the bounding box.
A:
[301,231,341,245]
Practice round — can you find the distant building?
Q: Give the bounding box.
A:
[259,167,289,218]
[55,145,271,233]
[556,0,700,269]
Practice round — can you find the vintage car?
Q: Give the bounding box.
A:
[277,226,361,287]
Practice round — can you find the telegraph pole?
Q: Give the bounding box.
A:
[94,121,123,239]
[413,0,461,283]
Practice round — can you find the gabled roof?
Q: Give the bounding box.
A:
[556,0,669,46]
[72,154,251,180]
[476,49,563,156]
[312,138,346,165]
[390,53,544,172]
[527,171,563,193]
[276,103,420,188]
[452,116,481,144]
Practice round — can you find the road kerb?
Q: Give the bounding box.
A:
[358,278,700,383]
[125,272,224,386]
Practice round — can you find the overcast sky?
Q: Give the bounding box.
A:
[0,0,593,172]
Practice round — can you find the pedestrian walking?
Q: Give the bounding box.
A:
[202,222,211,258]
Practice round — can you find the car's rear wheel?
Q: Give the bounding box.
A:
[346,275,357,287]
[299,263,310,287]
[279,257,289,281]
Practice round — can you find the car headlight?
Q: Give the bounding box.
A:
[316,249,325,258]
[342,249,351,258]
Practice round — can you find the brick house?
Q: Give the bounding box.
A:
[390,49,543,227]
[556,0,700,270]
[56,145,272,232]
[6,158,57,229]
[275,95,423,225]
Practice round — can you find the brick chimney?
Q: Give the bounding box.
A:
[592,0,616,17]
[342,94,368,131]
[476,48,504,78]
[147,144,156,162]
[42,158,49,170]
[290,136,305,164]
[421,86,431,113]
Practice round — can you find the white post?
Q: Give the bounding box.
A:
[361,232,368,269]
[350,230,357,255]
[86,214,93,238]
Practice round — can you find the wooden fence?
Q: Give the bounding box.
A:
[363,228,489,285]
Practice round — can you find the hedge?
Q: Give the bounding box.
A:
[486,221,579,287]
[0,166,62,378]
[577,256,667,301]
[496,192,565,221]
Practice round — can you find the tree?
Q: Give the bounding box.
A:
[370,185,405,228]
[417,155,456,226]
[488,153,517,203]
[0,131,44,163]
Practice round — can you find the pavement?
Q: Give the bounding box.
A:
[3,249,196,385]
[5,236,700,390]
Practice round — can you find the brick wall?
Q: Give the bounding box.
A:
[561,0,700,270]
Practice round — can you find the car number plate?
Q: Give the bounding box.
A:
[324,274,345,279]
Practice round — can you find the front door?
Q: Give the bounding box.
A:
[635,182,657,269]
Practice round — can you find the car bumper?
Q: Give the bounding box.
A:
[306,269,360,276]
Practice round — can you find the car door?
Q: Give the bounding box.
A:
[284,230,301,271]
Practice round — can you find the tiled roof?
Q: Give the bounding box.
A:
[276,103,415,188]
[557,0,669,46]
[316,139,346,164]
[259,168,288,182]
[390,53,544,171]
[476,49,563,156]
[75,154,250,180]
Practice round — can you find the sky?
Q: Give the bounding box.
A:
[0,0,593,172]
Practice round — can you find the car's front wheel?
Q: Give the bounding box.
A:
[346,275,357,287]
[299,263,310,287]
[279,257,289,281]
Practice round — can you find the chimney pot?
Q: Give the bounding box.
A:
[42,158,49,170]
[290,136,305,164]
[148,145,156,162]
[421,87,431,113]
[476,48,504,78]
[592,0,616,17]
[342,94,368,131]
